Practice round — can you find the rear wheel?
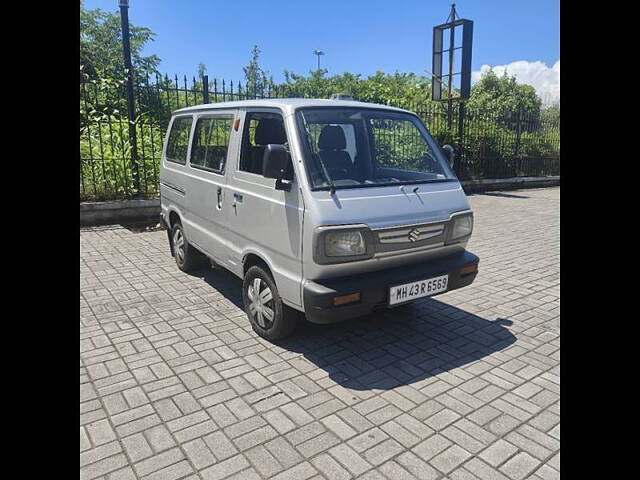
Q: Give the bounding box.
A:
[171,221,206,272]
[243,265,297,340]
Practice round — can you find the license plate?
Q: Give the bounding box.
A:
[388,274,449,306]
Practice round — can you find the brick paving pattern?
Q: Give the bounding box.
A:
[80,187,560,479]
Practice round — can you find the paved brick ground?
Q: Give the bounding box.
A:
[80,187,559,480]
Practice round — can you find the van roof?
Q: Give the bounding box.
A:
[173,98,412,115]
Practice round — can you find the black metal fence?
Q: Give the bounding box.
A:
[80,74,560,201]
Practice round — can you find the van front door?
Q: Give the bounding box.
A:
[185,110,237,263]
[224,109,304,308]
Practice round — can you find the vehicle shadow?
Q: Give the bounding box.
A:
[192,265,244,308]
[195,266,517,391]
[277,301,516,390]
[476,191,529,199]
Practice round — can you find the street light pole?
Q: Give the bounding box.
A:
[119,0,140,194]
[313,50,325,71]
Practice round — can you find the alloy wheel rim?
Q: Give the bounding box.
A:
[173,229,185,263]
[247,277,275,329]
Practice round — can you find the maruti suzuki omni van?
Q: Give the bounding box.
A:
[159,98,479,340]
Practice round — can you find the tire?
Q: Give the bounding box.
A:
[171,221,206,272]
[243,265,298,340]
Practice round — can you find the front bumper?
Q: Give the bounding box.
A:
[302,250,479,324]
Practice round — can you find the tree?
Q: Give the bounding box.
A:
[280,70,431,106]
[467,69,541,119]
[541,103,560,123]
[80,0,161,81]
[243,45,272,96]
[197,63,207,79]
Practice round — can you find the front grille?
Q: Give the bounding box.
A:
[377,225,445,244]
[373,220,449,255]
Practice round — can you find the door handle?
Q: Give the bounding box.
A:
[216,186,223,209]
[233,192,243,205]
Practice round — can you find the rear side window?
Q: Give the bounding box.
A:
[190,117,233,173]
[166,117,193,164]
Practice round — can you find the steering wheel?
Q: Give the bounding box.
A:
[418,154,438,168]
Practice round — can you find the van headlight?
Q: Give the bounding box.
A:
[315,226,374,264]
[448,213,473,242]
[325,231,366,256]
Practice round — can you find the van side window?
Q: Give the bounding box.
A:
[166,117,193,165]
[190,117,232,173]
[239,112,293,180]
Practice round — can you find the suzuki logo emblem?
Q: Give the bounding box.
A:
[408,228,421,242]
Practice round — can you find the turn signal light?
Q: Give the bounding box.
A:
[333,292,361,306]
[460,263,478,276]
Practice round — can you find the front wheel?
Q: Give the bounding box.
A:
[243,265,297,340]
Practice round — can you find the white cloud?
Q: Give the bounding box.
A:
[472,60,560,105]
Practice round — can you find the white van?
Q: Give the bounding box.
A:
[159,98,478,340]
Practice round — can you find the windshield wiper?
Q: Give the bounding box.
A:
[317,156,336,195]
[395,178,454,186]
[300,113,336,195]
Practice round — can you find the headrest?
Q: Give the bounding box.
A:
[318,125,346,151]
[254,118,287,145]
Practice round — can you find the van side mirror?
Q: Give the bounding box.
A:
[442,144,455,168]
[262,144,288,179]
[262,144,291,191]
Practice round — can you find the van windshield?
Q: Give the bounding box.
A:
[296,107,456,190]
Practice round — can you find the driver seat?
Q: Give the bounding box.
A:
[318,126,357,179]
[248,118,287,174]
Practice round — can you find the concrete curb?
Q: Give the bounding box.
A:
[79,176,560,226]
[461,176,560,194]
[80,199,160,227]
